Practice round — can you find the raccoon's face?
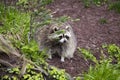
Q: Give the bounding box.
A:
[58,31,71,43]
[48,24,71,43]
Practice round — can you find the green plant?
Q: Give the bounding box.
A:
[99,18,107,24]
[83,0,91,8]
[7,67,20,74]
[40,0,54,6]
[22,64,44,80]
[49,67,69,80]
[0,4,30,49]
[21,40,48,62]
[1,64,45,80]
[78,48,97,64]
[2,75,18,80]
[83,60,120,80]
[78,44,120,80]
[103,44,120,61]
[17,0,54,10]
[109,1,120,13]
[95,0,108,6]
[83,0,108,7]
[0,1,72,80]
[75,76,81,80]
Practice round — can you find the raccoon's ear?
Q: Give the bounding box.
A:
[53,27,59,31]
[66,25,70,31]
[50,27,58,33]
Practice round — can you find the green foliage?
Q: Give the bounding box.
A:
[22,64,44,80]
[0,4,30,49]
[93,0,108,6]
[99,18,107,24]
[17,0,29,5]
[2,75,18,80]
[78,44,120,80]
[21,41,39,56]
[7,67,20,74]
[83,0,91,8]
[78,48,97,63]
[2,64,69,80]
[17,0,54,10]
[1,0,120,79]
[83,60,120,80]
[32,8,52,28]
[109,1,120,13]
[83,0,108,7]
[55,16,71,23]
[49,67,69,80]
[0,1,72,80]
[0,5,30,34]
[103,44,120,61]
[83,0,120,13]
[1,64,44,80]
[1,67,20,80]
[21,40,48,65]
[75,76,81,80]
[40,0,54,6]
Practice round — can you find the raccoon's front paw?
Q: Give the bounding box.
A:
[61,56,65,62]
[48,55,52,59]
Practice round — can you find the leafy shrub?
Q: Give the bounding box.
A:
[49,67,69,80]
[1,64,44,80]
[103,44,120,61]
[77,44,120,80]
[109,1,120,13]
[99,18,107,24]
[0,4,30,48]
[21,40,48,65]
[17,0,54,7]
[83,60,120,80]
[78,48,97,63]
[83,0,108,8]
[0,1,73,80]
[22,64,44,80]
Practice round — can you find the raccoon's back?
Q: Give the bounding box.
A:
[34,26,51,49]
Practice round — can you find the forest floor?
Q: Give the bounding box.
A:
[0,0,120,78]
[46,0,120,77]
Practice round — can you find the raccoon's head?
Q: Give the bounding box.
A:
[48,23,72,43]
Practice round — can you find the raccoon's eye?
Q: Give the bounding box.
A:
[54,27,58,31]
[59,36,62,39]
[53,27,59,31]
[65,35,69,39]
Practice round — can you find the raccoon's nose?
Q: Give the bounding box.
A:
[63,40,66,43]
[59,38,67,43]
[63,38,68,43]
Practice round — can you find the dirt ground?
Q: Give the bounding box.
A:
[46,0,120,77]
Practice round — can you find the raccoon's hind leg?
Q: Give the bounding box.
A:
[61,51,66,62]
[61,55,65,62]
[48,49,52,59]
[60,46,67,62]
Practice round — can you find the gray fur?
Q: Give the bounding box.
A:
[34,22,77,62]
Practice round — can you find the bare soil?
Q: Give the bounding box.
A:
[46,0,120,77]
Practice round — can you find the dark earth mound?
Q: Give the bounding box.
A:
[46,0,120,77]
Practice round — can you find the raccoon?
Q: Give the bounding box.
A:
[34,22,77,62]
